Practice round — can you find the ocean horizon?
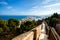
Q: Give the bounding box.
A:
[0,15,50,20]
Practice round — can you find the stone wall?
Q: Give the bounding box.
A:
[12,31,34,40]
[12,24,42,40]
[32,25,42,40]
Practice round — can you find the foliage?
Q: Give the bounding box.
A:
[0,18,36,40]
[0,19,10,34]
[36,20,42,26]
[45,13,59,27]
[0,28,3,35]
[51,13,59,18]
[8,18,19,31]
[0,18,20,39]
[48,18,58,27]
[20,20,36,33]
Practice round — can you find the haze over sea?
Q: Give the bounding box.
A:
[0,15,50,21]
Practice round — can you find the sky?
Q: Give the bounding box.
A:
[0,0,60,15]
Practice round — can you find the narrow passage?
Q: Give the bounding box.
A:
[39,22,49,40]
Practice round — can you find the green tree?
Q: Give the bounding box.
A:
[8,18,19,32]
[0,28,3,35]
[0,19,10,33]
[36,20,42,25]
[20,20,36,33]
[51,12,59,18]
[49,18,58,27]
[45,13,59,27]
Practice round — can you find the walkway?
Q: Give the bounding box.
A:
[39,22,48,40]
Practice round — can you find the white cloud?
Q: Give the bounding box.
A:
[20,2,60,15]
[44,2,60,7]
[0,1,13,10]
[0,2,8,5]
[0,1,13,9]
[15,1,60,15]
[42,0,53,4]
[43,2,60,13]
[7,6,13,9]
[1,0,60,15]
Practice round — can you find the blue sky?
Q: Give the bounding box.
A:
[0,0,60,15]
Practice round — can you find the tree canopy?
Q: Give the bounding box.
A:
[45,12,59,27]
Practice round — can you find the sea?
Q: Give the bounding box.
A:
[0,15,50,21]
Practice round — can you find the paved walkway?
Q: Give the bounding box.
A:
[39,22,48,40]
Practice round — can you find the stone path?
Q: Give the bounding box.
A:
[39,22,48,40]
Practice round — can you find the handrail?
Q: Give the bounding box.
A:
[51,28,58,40]
[44,21,60,40]
[51,27,60,40]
